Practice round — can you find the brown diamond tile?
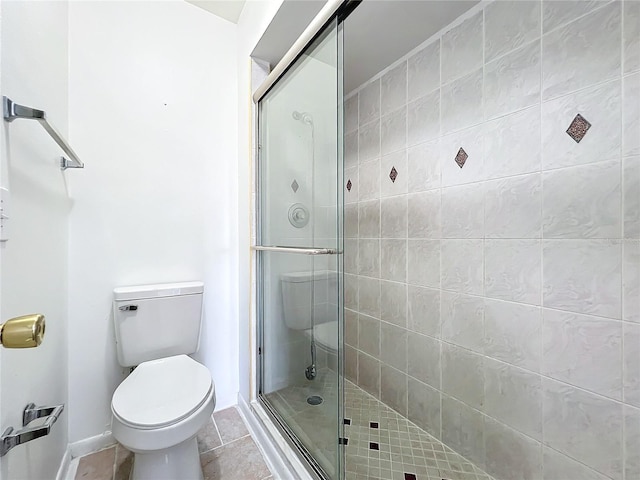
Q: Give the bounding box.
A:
[389,166,398,183]
[566,113,592,143]
[347,179,352,192]
[455,148,468,168]
[291,179,299,193]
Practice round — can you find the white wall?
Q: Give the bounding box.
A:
[67,1,238,443]
[0,1,70,478]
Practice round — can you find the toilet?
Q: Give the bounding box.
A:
[281,271,338,351]
[110,282,215,480]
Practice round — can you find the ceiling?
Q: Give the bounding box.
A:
[343,0,479,92]
[251,1,327,67]
[252,0,479,93]
[185,0,246,23]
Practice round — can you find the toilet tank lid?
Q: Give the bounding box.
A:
[113,281,204,301]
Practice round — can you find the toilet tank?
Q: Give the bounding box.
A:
[113,281,204,367]
[281,271,336,329]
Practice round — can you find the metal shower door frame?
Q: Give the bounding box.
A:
[253,7,353,478]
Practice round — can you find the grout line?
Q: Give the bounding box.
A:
[211,413,224,446]
[539,0,546,473]
[208,432,252,453]
[621,4,626,478]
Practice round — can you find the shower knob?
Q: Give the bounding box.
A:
[288,203,310,228]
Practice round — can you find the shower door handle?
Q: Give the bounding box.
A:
[252,245,339,255]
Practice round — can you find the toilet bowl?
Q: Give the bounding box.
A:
[111,355,215,480]
[303,321,338,351]
[111,282,214,480]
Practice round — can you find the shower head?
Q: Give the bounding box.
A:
[292,111,313,125]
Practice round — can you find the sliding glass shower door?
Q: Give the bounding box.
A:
[256,19,344,480]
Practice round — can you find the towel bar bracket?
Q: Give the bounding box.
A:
[3,97,45,123]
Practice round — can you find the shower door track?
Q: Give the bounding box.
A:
[256,393,330,480]
[252,0,360,104]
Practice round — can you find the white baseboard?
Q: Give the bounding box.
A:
[55,431,115,480]
[69,431,116,458]
[236,393,314,480]
[55,446,72,480]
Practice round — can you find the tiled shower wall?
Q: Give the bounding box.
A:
[343,1,640,479]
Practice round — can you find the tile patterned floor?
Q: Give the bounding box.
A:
[343,381,495,480]
[265,367,494,480]
[75,381,494,480]
[73,407,273,480]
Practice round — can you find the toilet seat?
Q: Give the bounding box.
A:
[112,355,212,429]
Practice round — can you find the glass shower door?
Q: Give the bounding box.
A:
[256,19,344,480]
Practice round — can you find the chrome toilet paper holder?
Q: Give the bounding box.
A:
[1,403,64,456]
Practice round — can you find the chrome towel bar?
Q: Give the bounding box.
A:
[252,245,339,255]
[3,96,84,170]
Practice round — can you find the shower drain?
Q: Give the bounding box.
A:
[307,395,323,406]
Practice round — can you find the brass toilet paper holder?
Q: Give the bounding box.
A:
[0,314,45,348]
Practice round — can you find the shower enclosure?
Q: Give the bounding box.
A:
[255,1,640,479]
[255,17,344,480]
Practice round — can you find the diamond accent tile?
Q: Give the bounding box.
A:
[369,442,379,450]
[291,179,299,193]
[455,148,468,168]
[346,179,352,192]
[404,474,417,480]
[344,418,351,425]
[369,421,378,429]
[566,113,592,143]
[389,166,398,183]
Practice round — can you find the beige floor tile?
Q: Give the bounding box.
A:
[213,407,249,444]
[75,446,116,480]
[74,407,272,480]
[114,444,133,480]
[200,436,271,480]
[197,417,223,453]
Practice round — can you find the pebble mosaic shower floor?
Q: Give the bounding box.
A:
[267,369,495,480]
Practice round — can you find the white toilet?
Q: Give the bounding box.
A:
[110,281,215,480]
[281,271,338,351]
